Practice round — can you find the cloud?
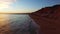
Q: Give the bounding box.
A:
[0,0,16,9]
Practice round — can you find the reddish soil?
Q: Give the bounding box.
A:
[29,5,60,34]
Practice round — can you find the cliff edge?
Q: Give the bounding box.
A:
[29,5,60,34]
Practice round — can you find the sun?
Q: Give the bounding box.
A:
[0,0,16,12]
[0,2,11,13]
[0,3,9,10]
[0,0,11,10]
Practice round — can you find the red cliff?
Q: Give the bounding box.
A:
[29,5,60,34]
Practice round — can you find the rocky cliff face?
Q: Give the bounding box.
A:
[29,5,60,34]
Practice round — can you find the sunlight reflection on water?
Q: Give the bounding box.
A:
[0,14,11,34]
[0,14,31,34]
[0,14,39,34]
[0,14,9,26]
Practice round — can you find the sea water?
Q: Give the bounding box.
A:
[0,14,39,34]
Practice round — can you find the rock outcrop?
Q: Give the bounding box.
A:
[29,5,60,34]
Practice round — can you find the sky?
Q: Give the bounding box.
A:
[0,0,60,13]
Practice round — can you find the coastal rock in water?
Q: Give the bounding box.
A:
[29,5,60,34]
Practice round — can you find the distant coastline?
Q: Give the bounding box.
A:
[0,13,31,15]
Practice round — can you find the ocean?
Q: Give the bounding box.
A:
[0,14,39,34]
